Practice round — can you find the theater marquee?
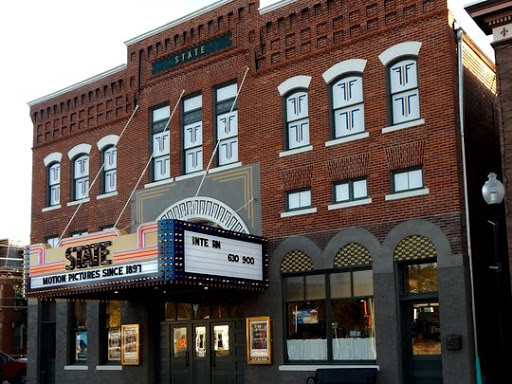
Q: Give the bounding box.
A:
[159,219,268,290]
[25,220,267,298]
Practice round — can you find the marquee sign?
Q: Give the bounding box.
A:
[25,219,268,298]
[159,219,268,290]
[26,223,162,297]
[152,33,232,75]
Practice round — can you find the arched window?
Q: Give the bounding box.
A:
[44,152,62,208]
[47,162,60,207]
[278,76,312,152]
[379,42,423,129]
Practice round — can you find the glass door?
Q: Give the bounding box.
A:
[211,323,235,384]
[403,301,442,384]
[169,321,236,384]
[171,324,193,384]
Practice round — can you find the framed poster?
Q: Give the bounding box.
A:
[121,324,140,365]
[246,316,272,364]
[75,331,88,361]
[108,327,121,361]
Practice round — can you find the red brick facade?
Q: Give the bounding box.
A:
[30,0,477,245]
[28,1,499,383]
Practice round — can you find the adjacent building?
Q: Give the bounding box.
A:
[0,239,27,358]
[25,0,505,383]
[467,1,512,383]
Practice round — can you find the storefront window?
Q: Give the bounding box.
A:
[331,271,376,360]
[73,302,87,362]
[105,301,121,362]
[284,270,375,362]
[285,274,327,361]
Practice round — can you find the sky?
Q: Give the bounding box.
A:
[0,0,487,246]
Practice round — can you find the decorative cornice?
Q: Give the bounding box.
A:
[124,0,235,46]
[28,65,126,107]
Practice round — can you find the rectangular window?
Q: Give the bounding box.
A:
[216,83,238,166]
[284,270,375,362]
[48,163,60,206]
[286,275,327,360]
[46,236,60,248]
[151,105,171,181]
[332,76,365,138]
[73,155,89,200]
[334,178,367,203]
[103,146,117,193]
[183,95,203,174]
[389,59,420,124]
[287,189,312,211]
[403,262,438,294]
[285,91,310,149]
[393,167,423,193]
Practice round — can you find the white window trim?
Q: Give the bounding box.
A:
[64,365,88,371]
[280,207,317,218]
[325,132,369,147]
[209,162,242,174]
[97,135,119,151]
[328,198,372,211]
[279,145,313,158]
[385,188,429,201]
[175,171,207,182]
[68,143,92,160]
[96,365,122,371]
[322,59,367,84]
[144,178,174,189]
[97,191,118,200]
[378,41,422,66]
[42,205,61,212]
[382,118,425,134]
[43,152,62,166]
[279,365,380,372]
[277,75,312,96]
[67,198,90,207]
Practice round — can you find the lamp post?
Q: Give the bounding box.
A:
[481,172,505,271]
[481,172,505,383]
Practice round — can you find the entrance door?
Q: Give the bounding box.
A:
[170,321,235,384]
[171,324,193,384]
[403,301,442,384]
[210,322,235,384]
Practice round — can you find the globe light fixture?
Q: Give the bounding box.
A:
[481,172,505,205]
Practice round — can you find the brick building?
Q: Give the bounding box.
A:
[25,0,504,383]
[467,2,512,384]
[0,240,26,359]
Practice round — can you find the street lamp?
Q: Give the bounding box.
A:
[481,172,505,206]
[481,172,505,271]
[481,172,506,383]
